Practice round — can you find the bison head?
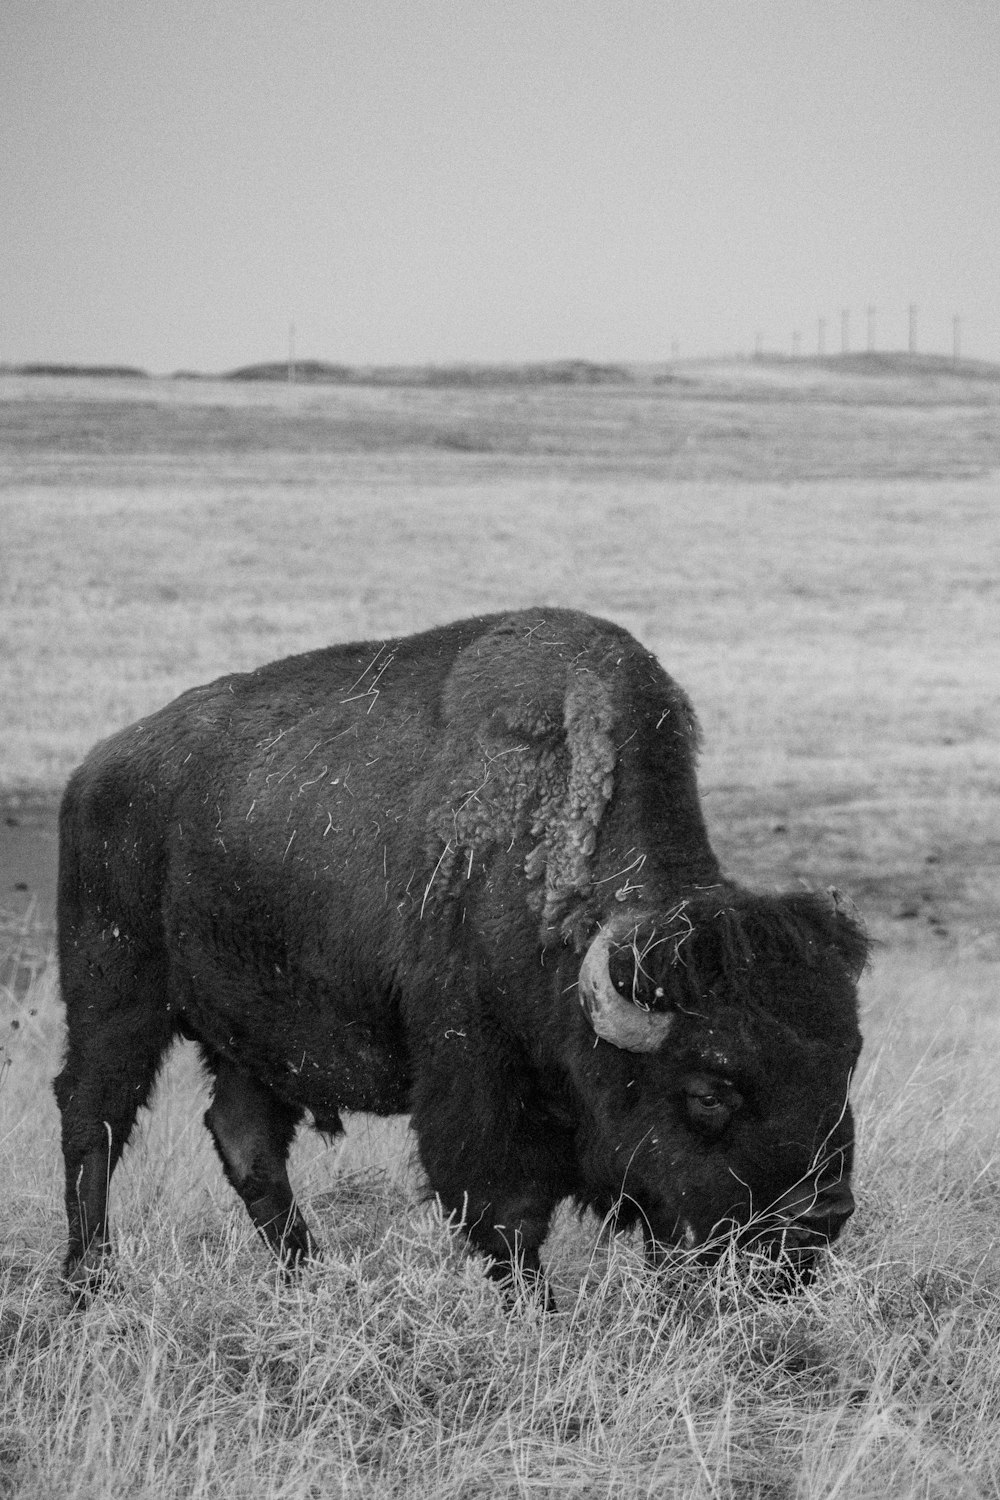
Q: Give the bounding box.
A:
[572,887,867,1282]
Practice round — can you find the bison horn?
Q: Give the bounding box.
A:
[578,928,674,1053]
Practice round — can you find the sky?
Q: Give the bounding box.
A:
[3,0,999,372]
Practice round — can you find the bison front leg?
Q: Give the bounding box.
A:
[408,1038,571,1307]
[202,1054,316,1271]
[465,1201,558,1311]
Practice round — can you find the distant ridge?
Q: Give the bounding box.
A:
[218,350,1000,386]
[747,350,1000,383]
[7,363,149,379]
[226,359,354,383]
[5,351,1000,388]
[224,358,633,387]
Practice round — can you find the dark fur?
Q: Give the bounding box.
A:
[55,608,867,1295]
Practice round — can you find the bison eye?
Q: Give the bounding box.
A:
[684,1077,741,1137]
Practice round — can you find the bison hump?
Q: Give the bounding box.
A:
[425,614,622,939]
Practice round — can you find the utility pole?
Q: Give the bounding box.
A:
[953,315,961,363]
[867,305,876,353]
[754,331,764,358]
[792,331,801,358]
[288,321,296,383]
[841,308,850,355]
[818,317,826,356]
[908,304,917,355]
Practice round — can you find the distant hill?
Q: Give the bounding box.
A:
[224,358,633,387]
[201,350,1000,394]
[7,363,149,379]
[759,351,1000,383]
[225,359,355,383]
[647,351,1000,405]
[5,350,999,394]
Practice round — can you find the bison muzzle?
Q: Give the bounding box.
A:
[55,608,867,1300]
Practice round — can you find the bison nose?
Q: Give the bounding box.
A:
[798,1181,855,1241]
[771,1177,856,1238]
[801,1179,855,1226]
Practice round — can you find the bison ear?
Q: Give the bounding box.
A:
[823,887,871,981]
[782,887,870,982]
[578,927,674,1053]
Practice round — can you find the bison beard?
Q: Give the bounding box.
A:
[54,608,868,1302]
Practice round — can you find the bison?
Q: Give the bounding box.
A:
[55,608,867,1299]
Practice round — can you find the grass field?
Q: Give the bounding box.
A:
[1,360,998,1497]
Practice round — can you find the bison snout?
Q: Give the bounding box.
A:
[769,1177,856,1243]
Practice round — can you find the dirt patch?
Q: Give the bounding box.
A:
[1,790,60,998]
[0,791,60,925]
[707,784,1000,961]
[3,777,995,967]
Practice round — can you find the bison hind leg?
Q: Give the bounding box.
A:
[201,1053,316,1271]
[55,984,177,1299]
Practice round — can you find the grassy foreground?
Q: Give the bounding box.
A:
[1,367,998,1496]
[2,947,997,1498]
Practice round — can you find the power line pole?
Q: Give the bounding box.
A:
[841,309,850,355]
[792,331,801,358]
[908,304,917,355]
[867,304,876,353]
[953,315,961,363]
[288,321,296,383]
[818,317,826,356]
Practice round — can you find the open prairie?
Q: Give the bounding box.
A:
[1,361,999,1497]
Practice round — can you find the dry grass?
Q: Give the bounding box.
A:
[3,376,997,946]
[2,951,998,1499]
[1,367,998,1496]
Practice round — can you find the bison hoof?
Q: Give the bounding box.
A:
[62,1244,113,1308]
[279,1244,321,1281]
[275,1220,321,1279]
